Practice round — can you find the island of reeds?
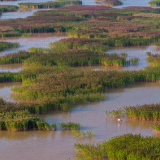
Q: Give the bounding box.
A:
[95,0,122,6]
[149,0,160,6]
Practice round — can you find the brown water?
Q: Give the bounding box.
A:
[0,82,159,160]
[0,36,66,57]
[0,63,22,72]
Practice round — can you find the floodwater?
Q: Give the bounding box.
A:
[0,36,66,56]
[0,82,159,160]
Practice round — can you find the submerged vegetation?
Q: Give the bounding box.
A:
[60,122,81,130]
[75,134,160,160]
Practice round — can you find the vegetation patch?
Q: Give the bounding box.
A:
[147,52,160,66]
[0,110,50,131]
[0,42,19,52]
[149,0,160,6]
[109,103,160,121]
[60,122,81,130]
[75,134,160,160]
[18,0,82,9]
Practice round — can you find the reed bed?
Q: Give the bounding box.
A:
[50,37,155,53]
[0,72,22,82]
[18,0,82,9]
[0,51,35,64]
[1,49,137,67]
[75,134,160,160]
[109,103,160,121]
[0,110,51,131]
[0,5,160,45]
[0,42,19,52]
[9,65,160,113]
[149,0,160,6]
[0,5,18,12]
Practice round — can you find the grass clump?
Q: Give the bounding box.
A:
[51,123,57,131]
[72,130,95,138]
[60,122,81,130]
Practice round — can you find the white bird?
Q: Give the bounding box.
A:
[118,118,122,121]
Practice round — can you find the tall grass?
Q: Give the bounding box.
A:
[18,0,82,9]
[0,42,19,52]
[0,110,50,131]
[109,103,160,121]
